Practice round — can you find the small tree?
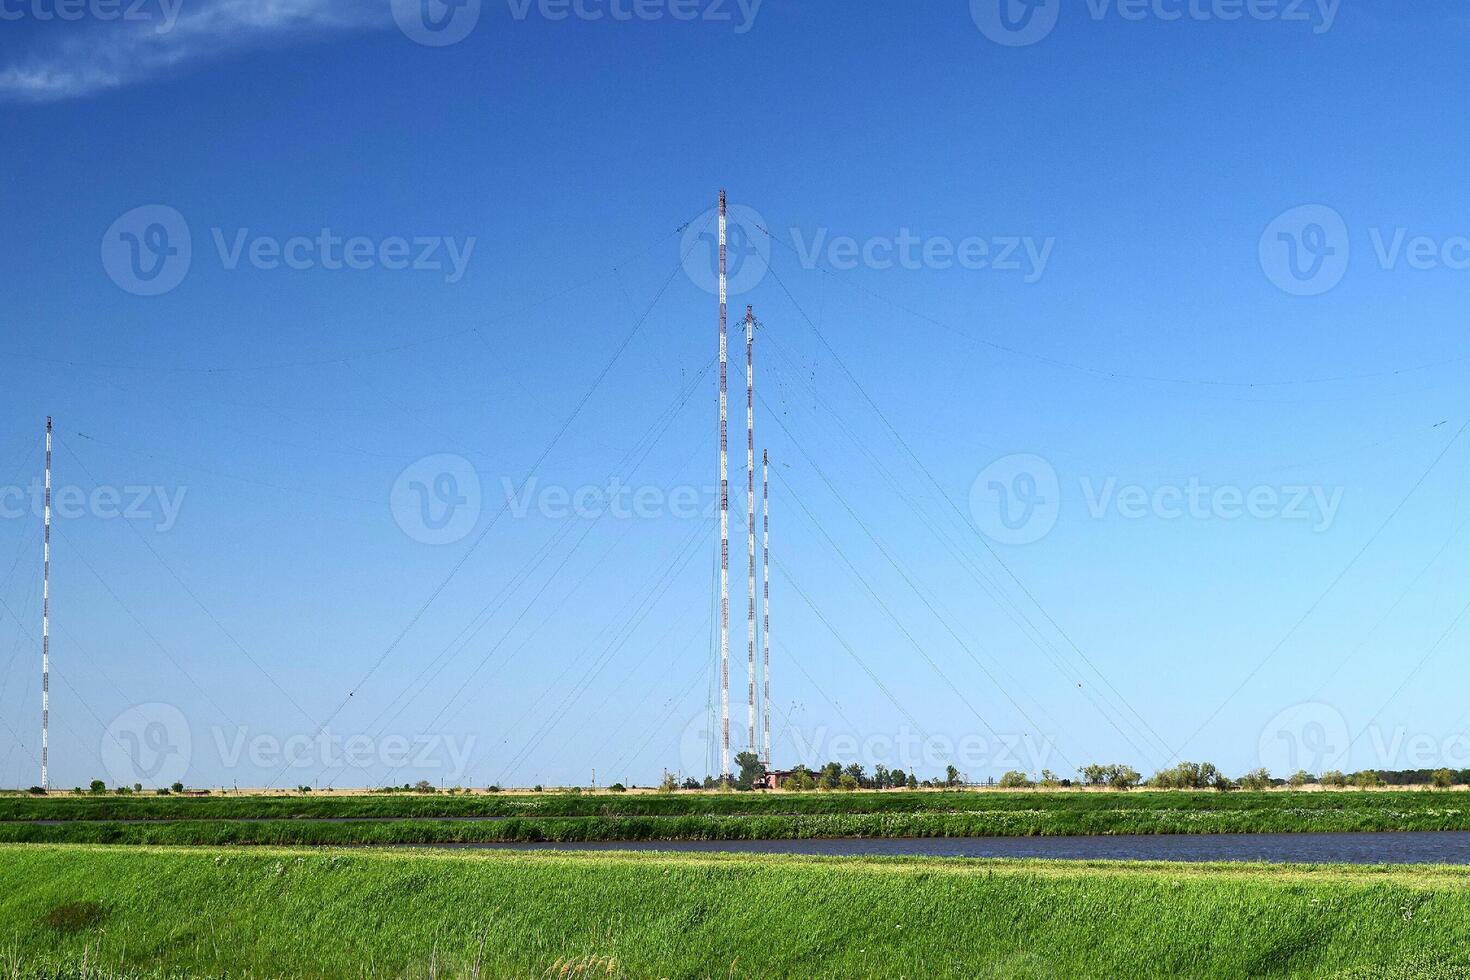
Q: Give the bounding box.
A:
[608,782,627,793]
[1351,770,1382,789]
[998,770,1034,789]
[781,766,816,792]
[1039,769,1062,789]
[944,765,962,788]
[1288,770,1313,788]
[170,781,184,794]
[1108,765,1141,791]
[1320,770,1347,788]
[658,774,678,794]
[1431,769,1455,789]
[837,773,858,791]
[906,773,919,790]
[89,779,106,794]
[735,751,766,791]
[1239,768,1272,792]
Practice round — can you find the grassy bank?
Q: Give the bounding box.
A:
[5,796,1470,846]
[2,844,1470,977]
[3,789,1466,828]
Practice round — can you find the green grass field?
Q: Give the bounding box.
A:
[5,788,1464,822]
[2,844,1470,978]
[2,790,1468,846]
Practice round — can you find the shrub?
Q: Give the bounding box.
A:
[1238,768,1272,792]
[1431,769,1455,789]
[1086,764,1141,789]
[608,783,627,793]
[1321,770,1347,788]
[998,771,1034,789]
[1148,761,1225,790]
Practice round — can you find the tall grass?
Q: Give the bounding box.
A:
[3,844,1470,977]
[3,796,1470,846]
[2,789,1465,828]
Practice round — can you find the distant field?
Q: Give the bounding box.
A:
[2,791,1469,845]
[2,844,1469,978]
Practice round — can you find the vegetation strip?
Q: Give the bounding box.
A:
[2,789,1468,825]
[3,844,1470,977]
[7,801,1470,847]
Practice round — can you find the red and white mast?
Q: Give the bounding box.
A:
[41,416,51,790]
[717,191,731,781]
[745,305,757,754]
[761,448,771,766]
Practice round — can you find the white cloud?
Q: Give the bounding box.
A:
[0,0,386,103]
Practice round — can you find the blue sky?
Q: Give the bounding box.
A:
[4,0,1470,789]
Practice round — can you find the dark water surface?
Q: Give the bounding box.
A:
[444,831,1470,864]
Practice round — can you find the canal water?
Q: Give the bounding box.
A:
[447,831,1470,865]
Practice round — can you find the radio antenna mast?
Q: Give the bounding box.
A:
[762,448,771,767]
[745,305,757,754]
[717,191,731,782]
[41,416,52,791]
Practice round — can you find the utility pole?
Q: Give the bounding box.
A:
[41,416,51,791]
[762,448,771,767]
[745,305,757,754]
[718,191,730,782]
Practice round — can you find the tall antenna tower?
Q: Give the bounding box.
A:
[717,191,731,781]
[762,448,771,766]
[745,305,757,754]
[41,416,51,790]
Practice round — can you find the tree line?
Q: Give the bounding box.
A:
[663,756,1470,792]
